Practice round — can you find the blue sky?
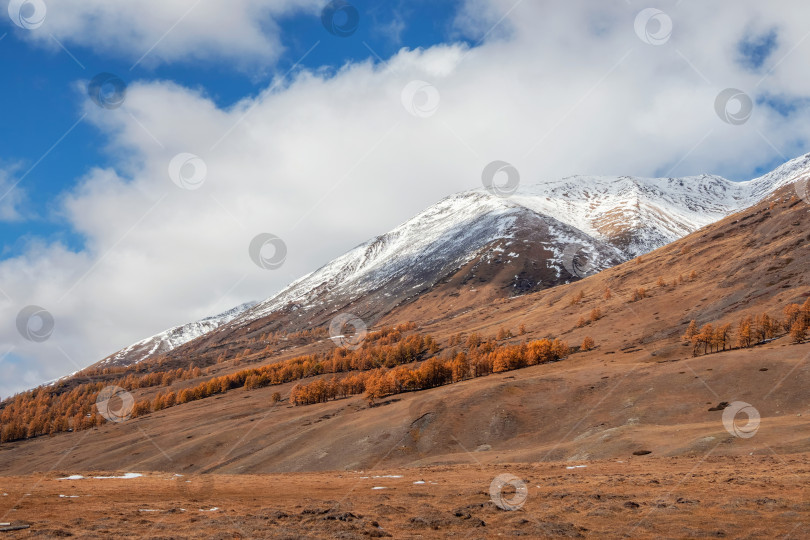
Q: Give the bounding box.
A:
[2,0,810,398]
[0,0,468,259]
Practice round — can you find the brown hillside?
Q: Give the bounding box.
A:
[0,186,808,477]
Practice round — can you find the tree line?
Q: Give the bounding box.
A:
[290,337,571,406]
[0,323,427,443]
[0,321,567,443]
[682,298,810,355]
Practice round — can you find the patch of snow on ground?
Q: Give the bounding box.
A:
[92,473,143,479]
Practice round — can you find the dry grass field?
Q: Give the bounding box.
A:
[1,454,808,538]
[1,186,808,539]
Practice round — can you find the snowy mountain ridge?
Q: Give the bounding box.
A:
[101,153,810,367]
[236,192,624,327]
[233,152,810,327]
[98,301,257,367]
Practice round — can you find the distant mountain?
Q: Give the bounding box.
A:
[104,152,810,366]
[234,191,624,326]
[8,176,810,476]
[215,153,810,330]
[506,152,810,257]
[97,302,257,368]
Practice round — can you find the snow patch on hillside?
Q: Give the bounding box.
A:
[99,301,257,367]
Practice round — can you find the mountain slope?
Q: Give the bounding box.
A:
[2,182,808,476]
[238,193,624,323]
[183,153,810,355]
[98,302,257,368]
[102,153,810,368]
[510,151,810,255]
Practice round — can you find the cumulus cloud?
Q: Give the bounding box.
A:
[8,0,321,67]
[0,166,27,223]
[3,0,810,398]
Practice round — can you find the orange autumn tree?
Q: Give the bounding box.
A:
[791,319,808,343]
[737,316,754,348]
[293,337,573,408]
[682,320,698,342]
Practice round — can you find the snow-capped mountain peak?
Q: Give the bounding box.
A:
[102,152,810,367]
[230,154,810,331]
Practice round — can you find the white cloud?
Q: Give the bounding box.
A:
[3,0,810,397]
[0,166,27,222]
[10,0,322,67]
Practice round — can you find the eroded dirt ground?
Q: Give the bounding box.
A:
[0,455,807,539]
